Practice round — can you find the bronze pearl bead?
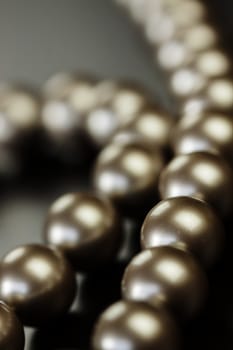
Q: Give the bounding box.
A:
[122,246,208,320]
[172,112,233,165]
[92,300,180,350]
[44,192,123,271]
[0,244,77,327]
[159,152,233,217]
[141,197,224,268]
[0,302,25,350]
[93,140,165,216]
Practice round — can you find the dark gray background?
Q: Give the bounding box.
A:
[0,0,233,349]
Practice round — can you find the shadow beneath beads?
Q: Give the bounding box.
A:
[30,312,94,350]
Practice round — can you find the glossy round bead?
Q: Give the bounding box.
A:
[122,246,208,320]
[159,152,233,217]
[141,197,224,267]
[92,300,180,350]
[93,140,164,215]
[0,244,77,327]
[44,192,123,271]
[116,107,174,150]
[172,112,233,164]
[0,302,25,350]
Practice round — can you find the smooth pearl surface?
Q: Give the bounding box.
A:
[141,197,224,267]
[159,152,233,217]
[92,300,180,350]
[0,244,77,327]
[44,192,123,271]
[122,246,208,320]
[172,112,233,164]
[93,140,164,215]
[0,302,25,350]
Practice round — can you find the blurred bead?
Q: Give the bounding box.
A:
[44,192,123,271]
[94,80,119,105]
[172,112,233,164]
[167,1,206,29]
[145,12,176,45]
[141,197,224,267]
[40,99,93,163]
[0,302,25,350]
[43,72,79,100]
[122,246,207,320]
[0,85,40,149]
[111,83,148,125]
[156,39,193,71]
[206,78,233,110]
[41,99,80,141]
[183,23,218,53]
[68,79,98,114]
[169,67,206,98]
[181,96,210,118]
[195,49,231,79]
[0,244,77,327]
[92,300,180,350]
[85,106,121,148]
[115,106,173,150]
[93,140,164,216]
[159,152,233,217]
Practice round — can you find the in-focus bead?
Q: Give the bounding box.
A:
[159,152,233,217]
[0,244,77,327]
[93,140,164,216]
[44,192,123,271]
[92,300,180,350]
[0,302,25,350]
[141,197,224,267]
[122,246,208,320]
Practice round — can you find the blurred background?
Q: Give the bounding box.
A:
[0,0,233,349]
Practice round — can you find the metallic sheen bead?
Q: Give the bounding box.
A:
[122,246,208,320]
[159,152,233,217]
[93,140,164,216]
[0,302,25,350]
[0,244,77,327]
[172,112,233,165]
[92,300,180,350]
[141,197,224,267]
[44,192,123,271]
